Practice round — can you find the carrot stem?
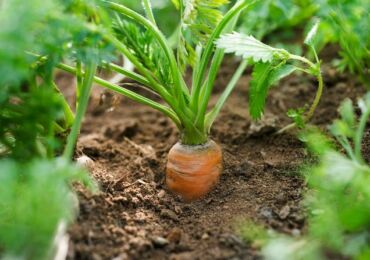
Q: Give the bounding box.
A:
[63,62,97,160]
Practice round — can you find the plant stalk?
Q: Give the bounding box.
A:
[205,60,249,131]
[142,0,157,26]
[354,107,370,163]
[63,63,97,160]
[56,62,182,128]
[192,0,256,96]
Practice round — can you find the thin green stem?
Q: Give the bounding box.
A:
[306,70,324,121]
[277,69,324,135]
[103,33,194,129]
[142,0,157,26]
[194,50,224,129]
[64,62,97,160]
[289,54,316,68]
[76,61,83,107]
[52,82,75,128]
[105,62,151,86]
[205,59,249,131]
[56,63,181,128]
[192,0,256,97]
[354,108,370,163]
[104,35,172,101]
[277,52,324,134]
[194,13,241,128]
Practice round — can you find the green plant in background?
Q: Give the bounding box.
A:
[237,0,370,87]
[314,0,369,85]
[238,0,316,41]
[259,93,370,260]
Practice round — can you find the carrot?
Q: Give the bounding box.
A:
[166,140,222,201]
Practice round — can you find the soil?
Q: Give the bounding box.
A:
[63,58,368,260]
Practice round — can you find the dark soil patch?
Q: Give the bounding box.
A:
[65,61,367,260]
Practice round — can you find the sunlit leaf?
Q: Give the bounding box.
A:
[216,32,288,62]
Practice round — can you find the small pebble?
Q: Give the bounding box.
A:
[174,206,182,214]
[157,190,166,198]
[160,209,179,221]
[278,205,291,220]
[76,155,94,170]
[201,233,209,240]
[291,229,301,237]
[152,236,169,248]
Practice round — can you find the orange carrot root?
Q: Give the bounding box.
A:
[166,140,222,201]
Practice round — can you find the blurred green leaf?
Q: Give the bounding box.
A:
[0,158,97,259]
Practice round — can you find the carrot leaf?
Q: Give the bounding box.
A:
[216,32,289,62]
[249,63,296,119]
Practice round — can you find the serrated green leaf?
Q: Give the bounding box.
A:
[249,63,274,119]
[249,63,296,119]
[216,32,288,62]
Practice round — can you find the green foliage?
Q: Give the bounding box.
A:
[0,0,117,159]
[249,63,296,119]
[0,158,96,259]
[0,85,64,160]
[248,63,276,119]
[238,0,316,40]
[0,1,100,257]
[287,108,306,128]
[0,0,113,87]
[176,0,230,71]
[182,0,229,43]
[314,0,369,83]
[238,0,370,85]
[217,32,288,62]
[217,30,320,121]
[262,93,370,259]
[117,0,179,35]
[113,19,173,86]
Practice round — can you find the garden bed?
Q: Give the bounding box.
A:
[66,63,368,259]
